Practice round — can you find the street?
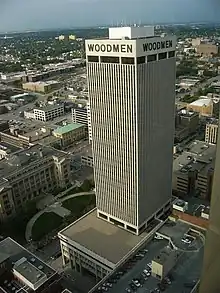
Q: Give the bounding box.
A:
[176,74,220,101]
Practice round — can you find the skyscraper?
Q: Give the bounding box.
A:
[199,118,220,293]
[59,27,177,280]
[86,27,176,235]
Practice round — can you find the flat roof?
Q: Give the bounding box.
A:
[59,209,148,264]
[189,98,211,107]
[54,123,84,135]
[90,220,204,293]
[0,238,56,292]
[14,258,46,286]
[34,104,64,112]
[173,140,216,176]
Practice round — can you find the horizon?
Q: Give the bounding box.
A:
[1,20,220,35]
[1,0,220,34]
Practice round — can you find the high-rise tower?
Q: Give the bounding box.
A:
[86,27,176,235]
[199,117,220,293]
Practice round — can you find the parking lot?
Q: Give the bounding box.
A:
[94,220,204,293]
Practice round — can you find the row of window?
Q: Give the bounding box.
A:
[87,51,175,64]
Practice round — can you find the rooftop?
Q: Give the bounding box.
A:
[90,220,204,293]
[0,238,56,292]
[189,97,211,107]
[59,209,148,265]
[53,123,85,135]
[34,104,64,112]
[153,246,178,265]
[178,109,198,118]
[0,144,67,183]
[173,140,216,176]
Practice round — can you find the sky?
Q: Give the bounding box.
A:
[0,0,220,32]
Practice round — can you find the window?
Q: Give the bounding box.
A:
[168,51,175,58]
[158,52,167,60]
[127,225,137,233]
[137,56,146,64]
[147,54,157,62]
[100,56,119,63]
[87,56,99,62]
[99,212,107,219]
[121,57,135,64]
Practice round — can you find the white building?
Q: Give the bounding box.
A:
[173,199,188,212]
[71,103,92,143]
[86,26,176,234]
[34,104,64,121]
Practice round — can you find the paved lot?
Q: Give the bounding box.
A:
[106,240,168,293]
[96,221,204,293]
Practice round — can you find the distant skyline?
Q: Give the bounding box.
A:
[0,0,220,33]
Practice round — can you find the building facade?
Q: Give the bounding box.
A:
[0,145,71,222]
[53,123,86,147]
[22,80,61,93]
[205,120,218,145]
[34,105,64,121]
[200,119,220,293]
[86,27,176,235]
[196,43,219,56]
[172,140,215,200]
[72,103,92,144]
[175,108,199,142]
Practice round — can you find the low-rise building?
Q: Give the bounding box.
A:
[34,104,65,121]
[173,199,188,212]
[152,246,180,280]
[53,123,86,147]
[22,81,61,93]
[0,237,64,293]
[187,96,219,117]
[205,119,218,145]
[191,38,201,47]
[0,144,71,221]
[172,140,216,200]
[0,127,58,148]
[58,209,149,282]
[10,93,35,103]
[196,43,219,56]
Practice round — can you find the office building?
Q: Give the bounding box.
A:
[175,108,199,142]
[0,144,71,222]
[59,26,176,280]
[0,237,64,293]
[72,107,88,125]
[22,80,61,93]
[53,123,86,147]
[72,103,92,143]
[200,120,220,293]
[205,119,218,144]
[172,140,216,200]
[34,104,64,121]
[86,26,176,234]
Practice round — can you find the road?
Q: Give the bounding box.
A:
[176,74,220,101]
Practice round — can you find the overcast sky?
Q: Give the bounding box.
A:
[0,0,220,32]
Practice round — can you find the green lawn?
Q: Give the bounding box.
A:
[31,212,63,241]
[62,194,96,217]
